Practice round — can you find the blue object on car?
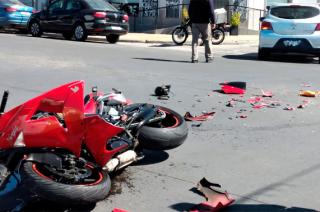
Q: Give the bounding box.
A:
[0,0,34,30]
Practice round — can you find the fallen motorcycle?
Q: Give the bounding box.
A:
[0,81,188,206]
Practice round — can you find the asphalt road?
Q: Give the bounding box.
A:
[0,32,320,212]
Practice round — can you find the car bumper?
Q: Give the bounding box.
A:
[85,21,128,36]
[259,30,320,55]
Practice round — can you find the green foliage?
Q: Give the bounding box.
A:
[231,12,241,26]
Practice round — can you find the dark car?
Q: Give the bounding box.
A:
[28,0,128,43]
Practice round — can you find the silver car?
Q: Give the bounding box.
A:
[258,3,320,61]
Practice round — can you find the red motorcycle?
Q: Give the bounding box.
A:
[0,81,188,206]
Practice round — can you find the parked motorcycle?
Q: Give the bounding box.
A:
[0,81,188,206]
[172,19,226,46]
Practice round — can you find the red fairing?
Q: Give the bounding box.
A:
[84,92,103,114]
[0,81,85,157]
[84,115,125,166]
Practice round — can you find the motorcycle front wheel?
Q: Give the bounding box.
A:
[172,27,188,45]
[21,161,111,205]
[211,28,225,45]
[138,105,188,150]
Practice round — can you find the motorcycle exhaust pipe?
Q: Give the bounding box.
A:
[0,90,9,114]
[103,150,137,172]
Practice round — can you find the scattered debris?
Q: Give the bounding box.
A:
[261,89,273,97]
[299,90,319,97]
[113,208,129,212]
[154,85,171,100]
[297,100,310,109]
[238,115,247,119]
[189,178,235,212]
[191,123,202,127]
[301,83,311,87]
[284,106,295,111]
[220,81,246,95]
[184,112,215,122]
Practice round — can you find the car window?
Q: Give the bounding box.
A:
[0,0,23,5]
[66,0,82,10]
[84,0,117,11]
[271,6,320,19]
[48,0,64,13]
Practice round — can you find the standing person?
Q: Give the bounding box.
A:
[188,0,215,63]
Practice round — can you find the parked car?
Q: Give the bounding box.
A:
[0,0,34,31]
[258,3,320,61]
[28,0,129,43]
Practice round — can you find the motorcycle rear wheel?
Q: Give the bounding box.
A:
[21,161,111,205]
[138,105,188,150]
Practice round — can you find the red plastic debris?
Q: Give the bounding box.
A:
[113,208,129,212]
[189,178,235,212]
[184,112,215,121]
[261,89,273,97]
[220,82,246,95]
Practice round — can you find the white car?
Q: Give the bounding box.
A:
[258,3,320,61]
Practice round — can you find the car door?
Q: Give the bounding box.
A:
[41,0,65,31]
[58,0,83,31]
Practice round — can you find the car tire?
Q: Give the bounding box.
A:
[258,48,270,60]
[62,32,73,40]
[73,24,87,41]
[106,34,119,44]
[29,21,42,37]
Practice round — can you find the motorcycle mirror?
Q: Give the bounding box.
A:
[92,86,98,98]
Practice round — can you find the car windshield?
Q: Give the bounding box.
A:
[0,0,23,5]
[271,6,320,19]
[85,0,117,11]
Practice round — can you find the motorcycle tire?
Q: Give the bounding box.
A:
[20,161,111,205]
[138,105,188,150]
[211,28,225,45]
[172,27,188,46]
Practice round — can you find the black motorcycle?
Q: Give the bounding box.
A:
[172,19,226,46]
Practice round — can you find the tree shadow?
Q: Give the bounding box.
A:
[170,203,317,212]
[223,53,319,64]
[133,149,169,166]
[133,57,190,63]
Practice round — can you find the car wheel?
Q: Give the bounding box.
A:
[62,32,73,40]
[258,48,270,60]
[106,34,119,44]
[29,21,42,37]
[73,24,87,41]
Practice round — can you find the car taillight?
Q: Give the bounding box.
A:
[261,21,273,31]
[5,7,17,12]
[123,14,129,22]
[94,12,106,18]
[315,23,320,31]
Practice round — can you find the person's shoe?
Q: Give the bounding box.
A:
[191,59,198,63]
[206,57,214,63]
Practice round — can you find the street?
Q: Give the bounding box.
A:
[1,32,320,212]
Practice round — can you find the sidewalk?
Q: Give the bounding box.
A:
[92,33,259,45]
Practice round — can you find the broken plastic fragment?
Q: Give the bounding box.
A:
[113,208,129,212]
[184,112,215,122]
[220,82,246,95]
[189,178,235,212]
[299,90,319,97]
[261,89,273,97]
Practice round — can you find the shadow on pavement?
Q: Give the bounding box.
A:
[133,57,190,63]
[23,200,96,212]
[170,203,318,212]
[150,43,182,48]
[223,53,319,64]
[134,149,169,166]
